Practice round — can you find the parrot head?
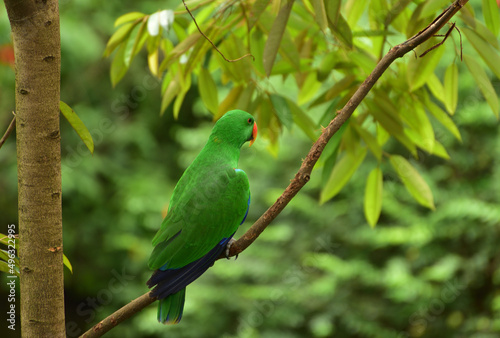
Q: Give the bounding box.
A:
[212,110,258,148]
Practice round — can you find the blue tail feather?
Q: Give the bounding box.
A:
[147,235,234,323]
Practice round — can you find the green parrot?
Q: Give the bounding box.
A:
[147,109,258,324]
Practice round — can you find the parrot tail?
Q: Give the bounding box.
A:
[158,288,186,324]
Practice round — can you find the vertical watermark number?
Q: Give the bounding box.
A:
[6,224,17,331]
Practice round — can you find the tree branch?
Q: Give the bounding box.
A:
[80,1,468,336]
[0,114,16,150]
[80,292,155,338]
[222,0,468,258]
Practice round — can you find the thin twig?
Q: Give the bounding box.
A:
[80,1,469,337]
[0,113,16,150]
[419,22,456,58]
[182,0,254,62]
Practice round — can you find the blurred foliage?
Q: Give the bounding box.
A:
[0,1,499,338]
[106,0,500,226]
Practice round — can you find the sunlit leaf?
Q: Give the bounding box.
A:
[104,22,136,57]
[310,0,328,30]
[286,99,318,141]
[345,0,368,26]
[299,72,322,105]
[364,167,383,227]
[124,18,148,67]
[114,12,145,28]
[424,93,462,142]
[110,44,128,86]
[263,0,294,77]
[0,260,19,277]
[352,122,382,162]
[198,68,219,115]
[320,147,367,204]
[460,9,500,50]
[389,155,435,210]
[248,0,272,29]
[217,86,243,119]
[173,73,192,119]
[63,254,73,274]
[419,0,451,19]
[159,33,202,73]
[399,98,435,153]
[444,63,458,115]
[482,0,500,36]
[407,40,445,91]
[431,140,450,160]
[325,0,352,49]
[269,94,293,130]
[160,78,180,116]
[60,101,94,154]
[327,10,353,49]
[464,54,499,118]
[0,233,18,250]
[462,27,500,79]
[426,73,445,105]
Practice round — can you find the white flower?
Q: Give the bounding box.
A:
[148,10,174,37]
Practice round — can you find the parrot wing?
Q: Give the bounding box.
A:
[148,166,250,271]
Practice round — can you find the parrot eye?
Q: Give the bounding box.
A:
[247,118,253,124]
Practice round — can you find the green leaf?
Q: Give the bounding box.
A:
[124,18,148,67]
[248,0,271,29]
[218,86,243,119]
[110,44,128,87]
[0,233,18,250]
[269,94,293,130]
[443,63,458,115]
[462,27,500,79]
[389,155,435,210]
[399,98,435,153]
[114,12,145,27]
[104,22,137,57]
[431,140,450,160]
[286,99,318,141]
[426,73,445,104]
[364,167,383,227]
[173,73,191,120]
[263,0,294,77]
[298,72,322,105]
[0,260,19,276]
[345,0,368,26]
[310,0,328,30]
[198,68,219,115]
[482,0,500,36]
[159,33,202,73]
[63,253,73,274]
[424,93,462,142]
[160,78,180,116]
[352,122,382,162]
[60,101,94,154]
[320,147,367,204]
[464,54,499,118]
[419,0,451,19]
[407,40,445,91]
[327,10,353,49]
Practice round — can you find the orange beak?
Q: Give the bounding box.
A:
[249,122,258,147]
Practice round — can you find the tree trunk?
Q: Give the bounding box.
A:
[4,0,65,336]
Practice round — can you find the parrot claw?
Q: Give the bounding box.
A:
[225,238,238,260]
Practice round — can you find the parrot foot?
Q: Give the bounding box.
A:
[225,238,238,260]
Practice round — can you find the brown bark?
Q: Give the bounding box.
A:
[4,0,65,336]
